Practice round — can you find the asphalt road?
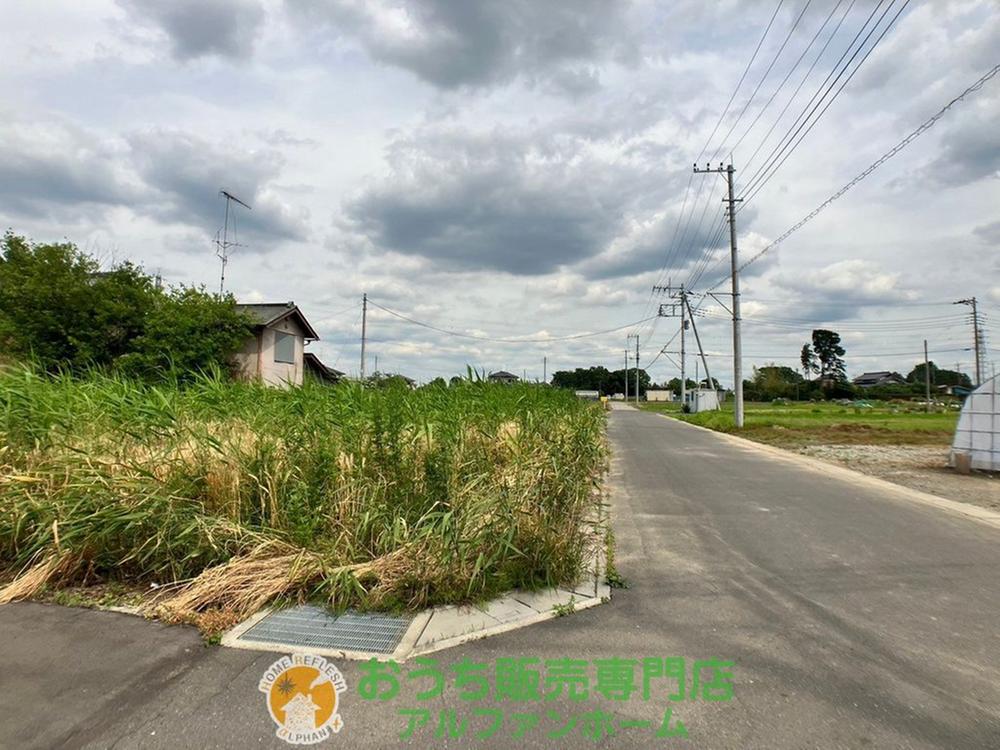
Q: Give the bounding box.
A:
[2,406,999,749]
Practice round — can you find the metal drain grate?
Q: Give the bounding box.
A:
[239,605,412,654]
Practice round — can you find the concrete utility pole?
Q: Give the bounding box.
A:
[635,334,640,404]
[624,348,629,401]
[360,293,368,380]
[694,162,744,427]
[627,333,640,405]
[680,297,687,409]
[924,339,931,413]
[954,297,982,386]
[653,282,690,409]
[543,356,547,384]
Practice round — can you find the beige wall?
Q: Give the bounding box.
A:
[232,317,306,387]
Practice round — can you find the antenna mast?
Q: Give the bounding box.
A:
[215,189,251,294]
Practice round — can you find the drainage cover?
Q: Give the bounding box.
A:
[238,605,412,654]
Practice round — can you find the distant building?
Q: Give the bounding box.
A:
[645,390,674,402]
[852,371,906,388]
[233,302,319,387]
[303,352,344,384]
[488,370,519,384]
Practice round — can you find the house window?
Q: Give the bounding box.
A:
[274,331,296,364]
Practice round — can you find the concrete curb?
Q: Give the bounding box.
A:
[654,413,1000,531]
[220,534,611,663]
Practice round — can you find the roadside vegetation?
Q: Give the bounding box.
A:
[640,400,958,447]
[0,367,606,634]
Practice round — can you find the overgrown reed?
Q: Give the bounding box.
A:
[0,366,606,626]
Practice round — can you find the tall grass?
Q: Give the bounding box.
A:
[0,366,606,627]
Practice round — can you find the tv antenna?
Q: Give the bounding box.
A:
[215,189,251,294]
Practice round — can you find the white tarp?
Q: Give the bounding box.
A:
[950,374,1000,471]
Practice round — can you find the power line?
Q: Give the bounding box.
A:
[726,0,850,159]
[368,299,658,344]
[740,0,914,205]
[710,0,818,164]
[703,62,1000,292]
[640,0,786,323]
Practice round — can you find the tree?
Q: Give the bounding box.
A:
[0,233,156,369]
[810,329,846,383]
[116,287,254,379]
[906,361,972,389]
[800,344,819,379]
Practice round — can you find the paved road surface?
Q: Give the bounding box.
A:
[2,407,999,748]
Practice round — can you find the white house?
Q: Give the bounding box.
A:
[232,302,319,387]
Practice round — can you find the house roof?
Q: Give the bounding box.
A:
[489,370,518,380]
[235,302,319,340]
[853,371,903,384]
[303,352,344,382]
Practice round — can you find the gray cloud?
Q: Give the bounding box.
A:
[127,130,308,247]
[119,0,264,60]
[0,122,142,219]
[0,119,304,248]
[770,259,916,322]
[344,128,659,275]
[287,0,635,92]
[920,94,1000,187]
[973,219,1000,245]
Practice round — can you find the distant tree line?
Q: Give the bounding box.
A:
[551,366,651,396]
[0,232,254,378]
[552,327,973,402]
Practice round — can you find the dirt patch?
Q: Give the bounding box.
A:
[795,443,1000,512]
[746,424,952,447]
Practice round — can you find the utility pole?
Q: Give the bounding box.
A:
[543,356,547,384]
[694,162,743,427]
[360,293,368,380]
[635,334,640,404]
[653,282,688,409]
[624,348,629,401]
[954,297,982,386]
[923,339,931,412]
[627,333,640,405]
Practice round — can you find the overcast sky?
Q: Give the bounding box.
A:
[1,0,998,384]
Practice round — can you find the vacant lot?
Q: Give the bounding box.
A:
[0,368,606,632]
[641,400,1000,511]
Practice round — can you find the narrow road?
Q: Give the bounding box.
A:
[2,407,998,748]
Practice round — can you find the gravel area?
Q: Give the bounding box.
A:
[796,443,1000,511]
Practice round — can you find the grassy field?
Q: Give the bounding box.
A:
[639,399,959,447]
[0,367,606,633]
